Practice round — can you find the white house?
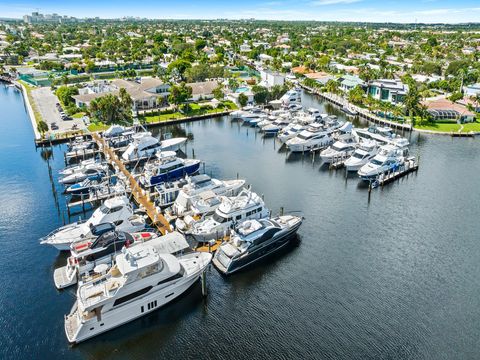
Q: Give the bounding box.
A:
[260,70,285,88]
[464,83,480,97]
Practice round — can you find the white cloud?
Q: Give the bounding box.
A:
[310,0,362,5]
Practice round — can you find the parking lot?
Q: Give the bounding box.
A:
[31,87,86,133]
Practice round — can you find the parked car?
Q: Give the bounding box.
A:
[50,122,59,130]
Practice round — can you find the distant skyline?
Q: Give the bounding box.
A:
[2,0,480,23]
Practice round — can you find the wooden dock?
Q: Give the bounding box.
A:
[91,133,172,235]
[374,158,419,187]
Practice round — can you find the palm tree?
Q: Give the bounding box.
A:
[325,79,339,95]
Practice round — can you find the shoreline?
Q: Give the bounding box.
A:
[300,83,479,136]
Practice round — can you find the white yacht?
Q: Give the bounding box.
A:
[103,125,127,138]
[180,189,270,242]
[344,140,379,172]
[59,162,107,185]
[64,243,211,343]
[319,140,357,163]
[277,123,305,143]
[358,144,405,180]
[286,130,332,152]
[280,89,302,105]
[121,135,161,162]
[53,226,156,289]
[40,196,146,251]
[172,175,246,217]
[213,215,303,275]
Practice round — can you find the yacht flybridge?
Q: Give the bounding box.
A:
[40,196,146,251]
[344,140,379,172]
[122,134,187,162]
[213,215,303,275]
[179,188,270,242]
[64,242,211,344]
[171,174,246,216]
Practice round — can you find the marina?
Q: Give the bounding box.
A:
[1,81,480,359]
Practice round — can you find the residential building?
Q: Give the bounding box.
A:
[72,78,170,109]
[186,81,220,101]
[422,96,475,123]
[338,75,365,92]
[368,79,408,104]
[259,70,285,88]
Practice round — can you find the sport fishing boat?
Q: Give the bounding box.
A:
[64,242,211,344]
[141,152,201,187]
[180,189,270,242]
[40,196,146,251]
[121,135,162,162]
[60,159,102,176]
[213,215,303,275]
[171,174,245,217]
[65,178,103,196]
[357,144,406,180]
[344,140,379,172]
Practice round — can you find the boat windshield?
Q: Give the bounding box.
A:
[212,213,228,223]
[297,134,310,140]
[371,159,384,166]
[353,152,364,159]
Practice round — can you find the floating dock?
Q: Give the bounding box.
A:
[90,133,172,235]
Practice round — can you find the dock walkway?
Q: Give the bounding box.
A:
[91,133,172,235]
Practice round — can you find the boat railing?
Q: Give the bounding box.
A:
[39,220,89,243]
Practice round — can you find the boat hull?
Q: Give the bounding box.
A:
[65,266,206,344]
[148,163,201,187]
[213,223,301,275]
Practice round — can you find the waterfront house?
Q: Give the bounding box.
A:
[186,81,220,101]
[72,78,170,109]
[422,96,475,123]
[367,79,408,104]
[304,72,336,86]
[338,75,365,93]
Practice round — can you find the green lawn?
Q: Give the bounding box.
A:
[18,80,43,126]
[415,120,480,133]
[72,112,85,119]
[87,122,109,132]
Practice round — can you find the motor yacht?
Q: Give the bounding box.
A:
[277,123,305,143]
[344,140,379,172]
[286,130,332,152]
[141,152,201,187]
[319,140,357,163]
[281,89,301,105]
[171,175,245,217]
[213,215,303,275]
[40,196,146,251]
[178,189,270,242]
[357,144,405,180]
[64,239,211,344]
[59,163,107,185]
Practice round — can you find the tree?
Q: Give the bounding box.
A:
[252,85,269,105]
[56,86,79,107]
[238,93,248,107]
[168,83,192,109]
[89,92,132,124]
[212,85,224,100]
[449,92,463,103]
[325,79,339,94]
[167,59,192,79]
[348,86,365,105]
[37,120,48,134]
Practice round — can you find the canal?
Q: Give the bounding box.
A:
[1,81,480,359]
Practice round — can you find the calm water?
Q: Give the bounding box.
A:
[1,81,480,360]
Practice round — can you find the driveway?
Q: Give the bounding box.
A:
[31,87,86,133]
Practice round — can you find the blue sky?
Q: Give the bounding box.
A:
[2,0,480,23]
